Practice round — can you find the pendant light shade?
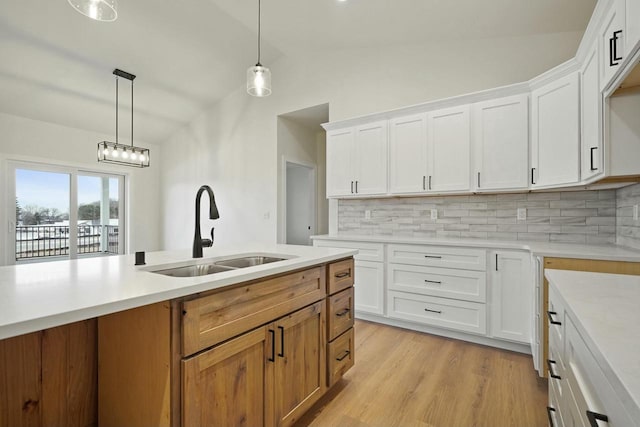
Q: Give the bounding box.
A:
[98,69,150,168]
[247,64,272,97]
[68,0,118,22]
[247,0,271,97]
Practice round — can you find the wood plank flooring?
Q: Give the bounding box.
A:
[295,320,548,427]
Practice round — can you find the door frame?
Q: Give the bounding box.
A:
[280,156,317,245]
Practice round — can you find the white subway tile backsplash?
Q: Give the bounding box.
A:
[616,183,640,249]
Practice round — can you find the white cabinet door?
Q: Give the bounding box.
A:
[389,113,428,194]
[473,94,529,191]
[489,250,532,344]
[326,128,355,197]
[427,105,471,192]
[600,0,625,90]
[354,260,385,315]
[625,0,640,56]
[581,42,603,181]
[354,121,388,196]
[531,72,580,188]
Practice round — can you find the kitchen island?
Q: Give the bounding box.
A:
[0,243,357,427]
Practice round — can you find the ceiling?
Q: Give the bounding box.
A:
[0,0,596,144]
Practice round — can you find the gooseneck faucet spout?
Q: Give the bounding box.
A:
[193,185,220,258]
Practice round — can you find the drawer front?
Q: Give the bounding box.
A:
[548,284,565,352]
[388,263,486,303]
[548,375,564,427]
[313,240,384,262]
[387,244,486,271]
[564,316,635,427]
[548,341,567,404]
[387,290,486,335]
[328,328,355,387]
[328,287,355,341]
[182,266,326,356]
[328,258,355,295]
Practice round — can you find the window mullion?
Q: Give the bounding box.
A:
[69,172,78,259]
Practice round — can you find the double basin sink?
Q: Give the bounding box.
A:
[151,256,288,278]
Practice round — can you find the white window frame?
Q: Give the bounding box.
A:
[5,159,126,265]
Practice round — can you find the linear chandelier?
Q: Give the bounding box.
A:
[97,69,150,168]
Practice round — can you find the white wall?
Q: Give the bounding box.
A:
[0,112,162,265]
[161,32,584,249]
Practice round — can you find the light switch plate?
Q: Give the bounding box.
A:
[517,208,527,221]
[430,209,438,220]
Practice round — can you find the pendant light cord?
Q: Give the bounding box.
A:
[131,80,134,148]
[115,76,119,144]
[257,0,261,65]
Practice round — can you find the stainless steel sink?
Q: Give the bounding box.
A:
[214,256,286,269]
[150,255,289,278]
[152,263,235,277]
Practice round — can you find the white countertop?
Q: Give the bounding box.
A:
[312,234,640,262]
[0,243,357,341]
[545,269,640,422]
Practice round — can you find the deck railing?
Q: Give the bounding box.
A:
[16,225,119,260]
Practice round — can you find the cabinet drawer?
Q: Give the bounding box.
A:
[328,258,355,295]
[313,240,384,262]
[387,290,486,335]
[387,244,486,271]
[564,316,635,427]
[328,287,354,341]
[388,263,486,303]
[548,375,564,427]
[182,267,326,355]
[548,284,565,354]
[328,328,355,387]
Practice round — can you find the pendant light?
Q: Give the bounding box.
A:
[247,0,272,97]
[68,0,118,22]
[98,69,150,168]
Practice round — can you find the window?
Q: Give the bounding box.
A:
[11,162,125,263]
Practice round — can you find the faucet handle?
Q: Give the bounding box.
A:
[210,227,215,244]
[201,238,213,248]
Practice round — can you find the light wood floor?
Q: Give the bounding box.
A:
[295,320,548,427]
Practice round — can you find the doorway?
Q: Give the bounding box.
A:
[285,161,316,245]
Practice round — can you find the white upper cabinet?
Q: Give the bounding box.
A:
[354,121,388,196]
[427,105,471,193]
[326,121,388,197]
[600,0,626,90]
[531,72,581,188]
[581,41,603,181]
[625,0,640,56]
[326,128,356,197]
[389,113,428,194]
[472,94,529,192]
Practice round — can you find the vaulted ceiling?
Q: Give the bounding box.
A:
[0,0,596,144]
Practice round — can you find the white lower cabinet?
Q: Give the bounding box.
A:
[313,239,385,315]
[488,250,532,344]
[548,285,636,427]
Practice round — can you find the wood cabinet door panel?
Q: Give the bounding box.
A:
[271,301,326,427]
[182,327,268,427]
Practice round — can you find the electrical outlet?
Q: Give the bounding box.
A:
[365,210,371,220]
[634,204,639,221]
[517,208,527,221]
[430,209,438,220]
[263,211,270,220]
